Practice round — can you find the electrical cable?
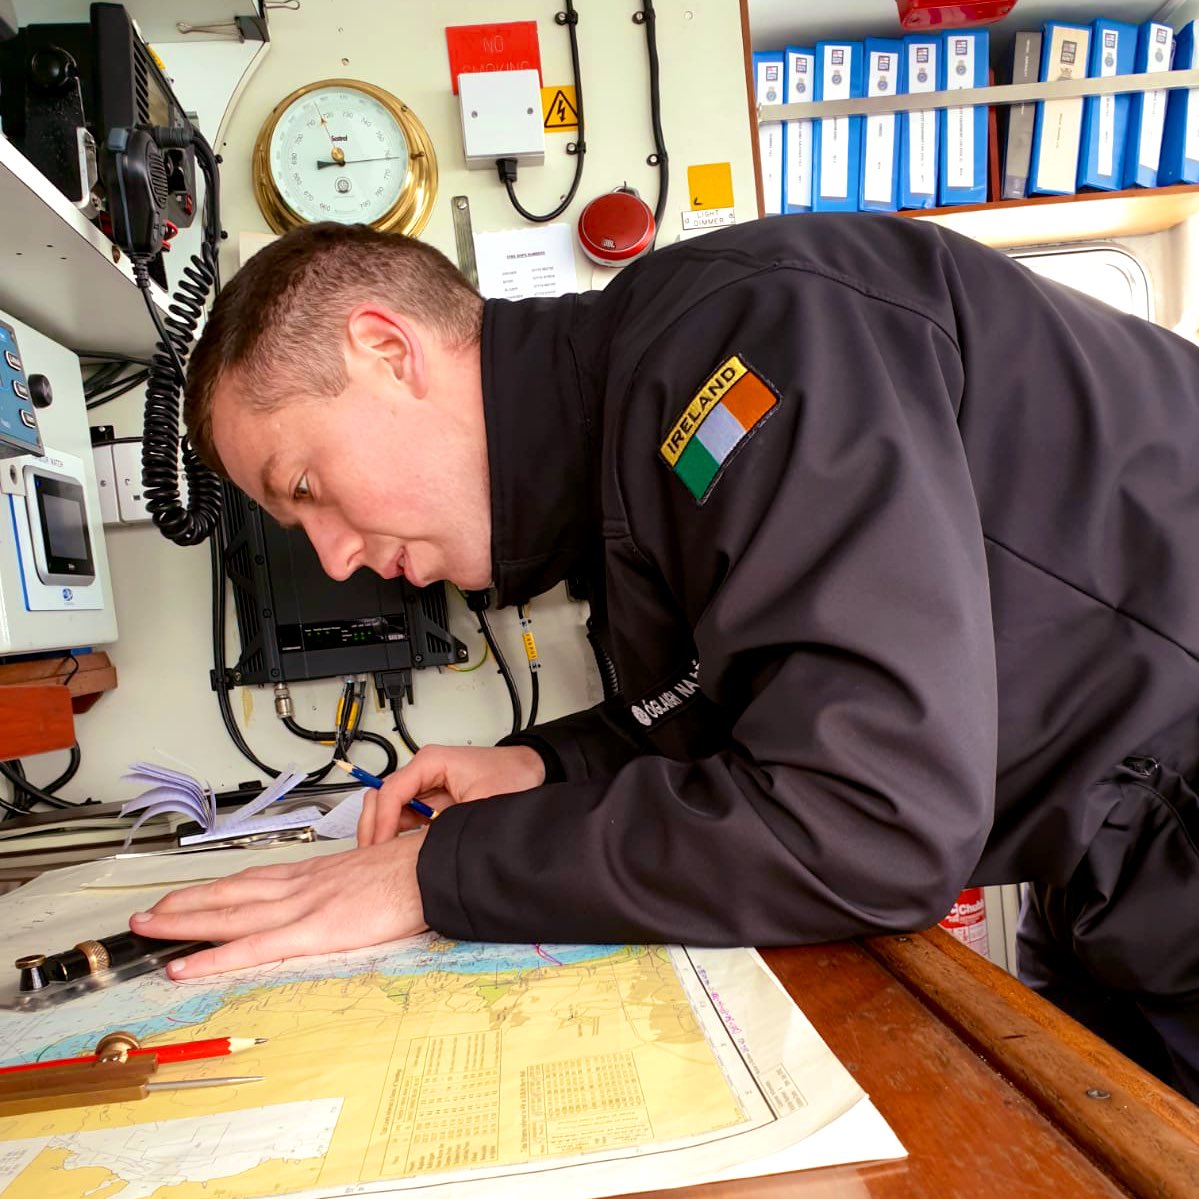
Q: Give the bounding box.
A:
[0,761,75,810]
[209,536,341,786]
[353,729,399,776]
[85,362,141,393]
[83,360,125,395]
[586,618,621,702]
[45,744,81,794]
[528,667,540,728]
[210,536,279,779]
[498,0,586,223]
[136,127,224,546]
[2,759,30,812]
[477,610,522,737]
[81,351,154,365]
[389,698,420,755]
[447,644,489,673]
[1,749,81,807]
[280,686,399,779]
[86,369,150,409]
[0,789,28,818]
[1,651,84,809]
[639,0,670,239]
[517,604,540,729]
[339,681,397,776]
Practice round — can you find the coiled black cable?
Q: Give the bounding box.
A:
[137,129,224,546]
[138,240,223,545]
[586,618,621,702]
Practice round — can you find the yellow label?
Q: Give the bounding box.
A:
[522,630,539,662]
[541,86,579,132]
[687,162,735,210]
[660,355,747,466]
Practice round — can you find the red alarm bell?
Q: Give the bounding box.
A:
[577,186,656,268]
[896,1,1016,29]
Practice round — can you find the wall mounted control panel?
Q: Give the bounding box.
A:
[0,309,115,654]
[0,321,44,460]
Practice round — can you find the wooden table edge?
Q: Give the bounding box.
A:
[861,928,1199,1199]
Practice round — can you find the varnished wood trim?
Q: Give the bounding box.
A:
[864,929,1199,1199]
[739,0,764,219]
[0,684,75,758]
[907,183,1199,249]
[0,651,117,701]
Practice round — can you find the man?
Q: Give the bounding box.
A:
[133,215,1199,1100]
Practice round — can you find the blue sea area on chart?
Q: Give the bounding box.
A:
[0,937,629,1068]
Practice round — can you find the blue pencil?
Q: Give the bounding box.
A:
[333,760,438,820]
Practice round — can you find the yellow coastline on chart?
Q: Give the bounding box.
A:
[0,939,750,1199]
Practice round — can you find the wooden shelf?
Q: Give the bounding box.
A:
[0,685,75,758]
[0,651,118,717]
[0,135,169,356]
[907,184,1199,249]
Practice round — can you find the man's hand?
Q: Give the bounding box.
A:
[128,833,430,980]
[359,745,545,845]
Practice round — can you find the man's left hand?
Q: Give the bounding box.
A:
[128,831,430,980]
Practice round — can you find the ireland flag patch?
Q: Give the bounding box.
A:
[659,354,779,502]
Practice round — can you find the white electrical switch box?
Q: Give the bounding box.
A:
[112,440,151,523]
[92,443,120,525]
[459,70,546,169]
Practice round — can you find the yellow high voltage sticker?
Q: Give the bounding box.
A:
[541,86,579,132]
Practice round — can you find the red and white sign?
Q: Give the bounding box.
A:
[445,22,542,94]
[940,888,989,958]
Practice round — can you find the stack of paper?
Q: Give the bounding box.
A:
[119,763,326,847]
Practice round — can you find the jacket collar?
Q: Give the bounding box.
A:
[481,294,602,607]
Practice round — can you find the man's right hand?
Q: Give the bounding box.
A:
[357,745,546,845]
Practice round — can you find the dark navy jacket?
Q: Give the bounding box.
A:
[417,213,1199,945]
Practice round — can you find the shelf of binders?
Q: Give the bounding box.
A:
[757,68,1199,250]
[0,133,170,358]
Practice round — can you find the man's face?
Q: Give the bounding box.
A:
[210,325,492,591]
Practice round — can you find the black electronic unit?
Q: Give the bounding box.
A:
[220,484,468,689]
[0,4,197,239]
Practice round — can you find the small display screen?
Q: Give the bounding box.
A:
[32,472,94,582]
[42,493,88,560]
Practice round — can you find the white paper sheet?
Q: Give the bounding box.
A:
[473,223,578,301]
[312,789,367,839]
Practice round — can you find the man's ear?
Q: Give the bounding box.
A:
[345,304,428,398]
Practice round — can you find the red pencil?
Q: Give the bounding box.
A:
[0,1036,267,1075]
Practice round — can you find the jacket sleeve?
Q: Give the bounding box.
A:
[419,268,998,946]
[499,703,648,784]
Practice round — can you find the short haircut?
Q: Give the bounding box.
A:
[183,222,483,474]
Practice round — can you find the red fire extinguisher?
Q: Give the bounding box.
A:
[941,888,988,957]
